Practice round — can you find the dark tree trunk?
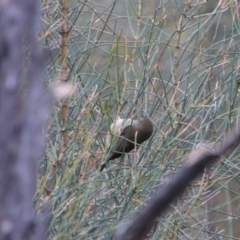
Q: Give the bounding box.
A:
[0,0,52,239]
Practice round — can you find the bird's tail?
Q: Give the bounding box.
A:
[98,162,106,172]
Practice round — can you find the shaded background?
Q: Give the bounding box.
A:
[39,0,240,239]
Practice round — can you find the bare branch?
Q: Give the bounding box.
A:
[114,126,240,240]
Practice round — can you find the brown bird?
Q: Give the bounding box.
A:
[99,115,153,171]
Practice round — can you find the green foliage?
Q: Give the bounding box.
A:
[39,0,240,239]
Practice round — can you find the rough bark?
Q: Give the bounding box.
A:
[0,0,52,239]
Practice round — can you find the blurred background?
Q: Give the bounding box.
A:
[39,0,240,239]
